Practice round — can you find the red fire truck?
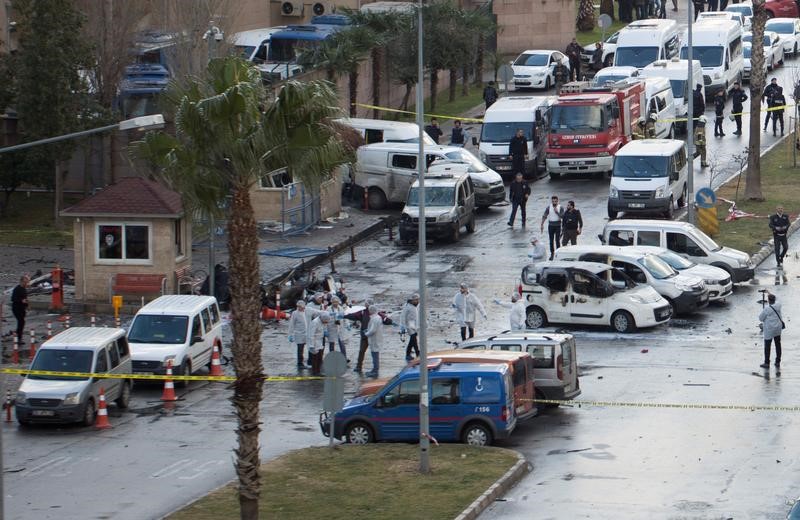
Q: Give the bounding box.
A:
[545,80,646,179]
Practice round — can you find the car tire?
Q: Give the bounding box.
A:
[794,42,798,55]
[461,421,493,447]
[451,224,461,242]
[344,421,374,444]
[549,172,561,180]
[466,214,476,233]
[677,184,687,208]
[525,306,547,328]
[82,399,96,427]
[665,297,676,316]
[115,381,131,409]
[607,202,618,220]
[711,263,735,281]
[178,360,191,388]
[399,229,413,245]
[665,196,675,219]
[367,188,387,210]
[545,76,551,90]
[611,310,635,333]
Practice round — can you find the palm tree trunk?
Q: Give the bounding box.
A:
[371,48,382,119]
[474,35,485,86]
[349,69,358,117]
[401,83,412,111]
[745,0,767,200]
[461,65,470,97]
[448,69,457,102]
[227,185,265,520]
[326,68,335,84]
[430,69,438,112]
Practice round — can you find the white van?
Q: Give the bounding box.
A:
[459,332,581,404]
[640,59,703,133]
[599,219,755,282]
[399,170,475,243]
[128,295,223,381]
[607,139,688,220]
[15,328,132,426]
[697,11,745,28]
[614,19,680,69]
[478,96,552,179]
[554,245,709,315]
[232,26,286,64]
[642,77,676,139]
[355,142,504,209]
[681,19,744,98]
[335,118,435,146]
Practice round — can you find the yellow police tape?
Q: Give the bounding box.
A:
[353,103,484,123]
[0,368,325,382]
[528,398,800,412]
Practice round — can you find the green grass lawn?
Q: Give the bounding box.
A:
[0,192,79,248]
[715,137,800,254]
[394,87,486,123]
[168,444,519,520]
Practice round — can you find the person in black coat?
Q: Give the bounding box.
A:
[483,81,498,109]
[507,173,531,228]
[424,118,443,144]
[730,82,748,135]
[769,205,791,266]
[508,129,528,178]
[713,89,726,137]
[11,275,30,342]
[771,86,786,136]
[692,84,706,119]
[763,78,780,132]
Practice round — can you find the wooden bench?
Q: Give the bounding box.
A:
[110,273,166,301]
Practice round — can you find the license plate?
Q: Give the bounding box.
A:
[628,203,645,208]
[32,410,55,417]
[570,161,586,166]
[496,165,511,170]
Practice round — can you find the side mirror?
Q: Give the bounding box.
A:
[597,233,606,243]
[191,335,203,345]
[381,394,396,407]
[471,136,478,146]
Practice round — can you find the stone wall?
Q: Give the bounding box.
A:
[494,0,576,56]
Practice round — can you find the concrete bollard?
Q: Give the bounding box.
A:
[350,246,356,263]
[29,329,36,358]
[363,188,369,211]
[12,333,18,364]
[65,315,71,329]
[329,246,336,273]
[47,321,53,339]
[91,315,96,328]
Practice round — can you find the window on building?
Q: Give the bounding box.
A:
[175,219,184,257]
[259,168,292,188]
[97,224,151,262]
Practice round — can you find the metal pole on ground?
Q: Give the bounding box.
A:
[205,21,223,299]
[687,2,695,224]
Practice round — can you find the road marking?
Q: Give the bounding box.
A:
[150,459,193,479]
[23,456,72,478]
[178,460,225,480]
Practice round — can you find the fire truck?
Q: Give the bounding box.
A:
[545,80,646,179]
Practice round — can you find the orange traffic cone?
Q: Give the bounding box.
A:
[261,308,288,320]
[209,344,223,376]
[161,360,178,402]
[94,387,113,430]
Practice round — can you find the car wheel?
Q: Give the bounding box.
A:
[178,360,191,388]
[549,172,561,180]
[399,229,412,245]
[677,184,687,208]
[711,263,735,281]
[462,422,493,446]
[345,421,374,444]
[665,196,675,219]
[607,202,618,220]
[367,188,387,210]
[115,381,131,409]
[525,306,547,328]
[545,76,551,90]
[794,42,797,55]
[82,399,96,427]
[611,310,635,333]
[466,214,476,233]
[665,297,676,316]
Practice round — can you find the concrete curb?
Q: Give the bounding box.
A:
[454,450,531,520]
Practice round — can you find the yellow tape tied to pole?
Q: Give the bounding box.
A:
[0,367,326,382]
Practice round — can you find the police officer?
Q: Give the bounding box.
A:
[509,129,528,178]
[772,86,786,137]
[483,81,498,110]
[769,205,790,266]
[713,88,726,137]
[763,77,780,132]
[695,115,709,168]
[730,82,748,135]
[693,84,706,120]
[554,61,569,92]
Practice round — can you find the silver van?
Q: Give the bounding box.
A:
[15,328,132,426]
[458,332,581,406]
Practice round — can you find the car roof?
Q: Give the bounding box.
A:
[486,96,552,111]
[137,295,218,315]
[605,218,696,232]
[42,327,126,350]
[360,142,459,154]
[410,173,468,188]
[615,139,684,155]
[336,118,421,132]
[427,349,531,362]
[536,260,614,273]
[557,244,653,260]
[403,362,509,376]
[519,49,557,55]
[462,332,574,344]
[232,26,286,44]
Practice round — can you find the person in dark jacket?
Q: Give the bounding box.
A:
[730,82,748,135]
[424,118,443,144]
[763,78,780,132]
[713,88,726,137]
[769,205,791,266]
[771,86,786,136]
[692,0,704,20]
[591,42,604,71]
[561,201,583,246]
[483,81,499,109]
[692,84,705,119]
[554,62,569,92]
[508,129,528,177]
[11,275,29,343]
[449,119,469,147]
[507,173,531,227]
[566,38,583,81]
[353,300,373,373]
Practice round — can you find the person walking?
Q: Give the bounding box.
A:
[452,283,487,341]
[424,118,443,144]
[730,82,748,135]
[353,300,372,373]
[772,86,786,137]
[540,195,565,260]
[769,205,790,267]
[561,200,584,245]
[758,292,783,368]
[363,305,383,377]
[287,300,309,369]
[695,115,709,167]
[713,88,726,137]
[509,129,528,178]
[508,172,531,228]
[483,81,499,110]
[763,77,780,132]
[307,312,331,376]
[400,294,420,361]
[494,293,527,331]
[554,60,569,92]
[566,38,583,81]
[693,84,706,120]
[11,274,29,346]
[528,235,548,263]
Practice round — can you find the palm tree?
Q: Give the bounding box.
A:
[133,57,353,519]
[745,0,768,200]
[577,0,596,31]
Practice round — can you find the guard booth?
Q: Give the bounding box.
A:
[60,177,192,303]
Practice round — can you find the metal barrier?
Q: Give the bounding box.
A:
[281,182,320,236]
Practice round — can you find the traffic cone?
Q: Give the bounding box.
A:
[5,391,12,422]
[94,387,113,430]
[209,344,223,376]
[161,360,178,402]
[261,308,288,320]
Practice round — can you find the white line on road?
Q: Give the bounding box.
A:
[150,458,193,479]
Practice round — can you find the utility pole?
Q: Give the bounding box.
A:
[204,21,223,297]
[687,4,695,225]
[416,1,430,474]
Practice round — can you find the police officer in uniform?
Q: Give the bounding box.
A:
[553,61,569,92]
[730,82,748,135]
[695,115,709,168]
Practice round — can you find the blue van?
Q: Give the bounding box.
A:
[320,362,517,446]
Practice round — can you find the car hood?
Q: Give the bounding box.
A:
[402,206,452,218]
[470,169,503,184]
[343,395,372,409]
[129,342,184,361]
[629,285,665,303]
[717,246,751,265]
[673,272,705,289]
[683,263,730,281]
[19,378,90,398]
[513,65,549,75]
[610,177,669,190]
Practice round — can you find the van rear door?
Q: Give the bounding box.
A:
[560,337,580,398]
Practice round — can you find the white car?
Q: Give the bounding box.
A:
[512,50,571,90]
[581,31,619,67]
[697,11,745,28]
[725,2,753,31]
[765,18,800,55]
[742,42,757,81]
[633,246,734,302]
[590,66,639,87]
[744,30,785,70]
